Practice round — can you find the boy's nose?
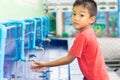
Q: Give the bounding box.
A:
[74,16,80,21]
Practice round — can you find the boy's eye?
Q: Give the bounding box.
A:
[80,14,84,17]
[72,13,76,16]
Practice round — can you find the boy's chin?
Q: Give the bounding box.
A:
[74,27,81,30]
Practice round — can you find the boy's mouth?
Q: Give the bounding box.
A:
[73,22,80,26]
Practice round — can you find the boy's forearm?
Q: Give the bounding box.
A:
[43,54,75,67]
[43,56,70,67]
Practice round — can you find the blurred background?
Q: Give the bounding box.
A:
[0,0,120,80]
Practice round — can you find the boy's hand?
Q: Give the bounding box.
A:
[31,61,47,72]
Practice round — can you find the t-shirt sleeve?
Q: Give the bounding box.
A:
[69,34,87,58]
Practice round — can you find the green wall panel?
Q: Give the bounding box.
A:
[0,0,44,21]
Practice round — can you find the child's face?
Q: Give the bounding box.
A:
[72,5,95,30]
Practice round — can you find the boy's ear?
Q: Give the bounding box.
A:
[90,16,96,24]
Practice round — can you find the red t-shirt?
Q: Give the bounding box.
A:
[69,27,109,80]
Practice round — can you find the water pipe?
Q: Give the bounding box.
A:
[0,24,7,80]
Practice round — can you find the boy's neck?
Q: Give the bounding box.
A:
[78,25,91,32]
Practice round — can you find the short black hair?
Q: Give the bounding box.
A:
[73,0,97,17]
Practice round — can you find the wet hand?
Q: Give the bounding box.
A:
[31,61,47,72]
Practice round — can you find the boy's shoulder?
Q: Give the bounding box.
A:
[80,27,93,35]
[77,27,95,40]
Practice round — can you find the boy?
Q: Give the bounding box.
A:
[31,0,110,80]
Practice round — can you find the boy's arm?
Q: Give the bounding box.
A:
[31,53,76,69]
[43,53,76,67]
